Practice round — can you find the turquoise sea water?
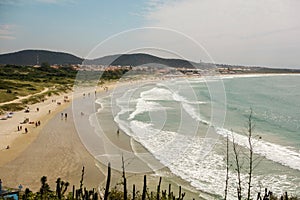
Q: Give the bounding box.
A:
[97,75,300,198]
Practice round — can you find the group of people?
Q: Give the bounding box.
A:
[61,112,68,119]
[83,92,91,97]
[5,97,67,151]
[17,125,28,134]
[35,121,41,127]
[17,125,23,131]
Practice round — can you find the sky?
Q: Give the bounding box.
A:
[0,0,300,68]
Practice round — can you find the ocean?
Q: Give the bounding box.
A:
[95,74,300,198]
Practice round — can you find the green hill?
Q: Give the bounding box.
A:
[0,50,198,68]
[0,49,83,65]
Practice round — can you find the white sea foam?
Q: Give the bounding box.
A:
[172,92,210,125]
[118,119,299,198]
[95,98,103,105]
[182,102,209,125]
[129,87,207,122]
[144,88,210,126]
[172,92,206,105]
[220,73,300,79]
[114,107,134,138]
[111,81,300,197]
[140,87,174,101]
[141,87,206,104]
[216,128,300,171]
[128,98,166,120]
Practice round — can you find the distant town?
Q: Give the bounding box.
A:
[1,49,300,76]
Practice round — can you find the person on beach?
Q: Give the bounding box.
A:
[25,128,28,134]
[35,122,38,127]
[17,126,20,131]
[117,128,120,136]
[65,113,68,119]
[36,107,39,112]
[38,121,41,126]
[48,110,51,114]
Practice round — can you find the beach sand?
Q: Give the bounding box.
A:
[0,87,109,191]
[0,92,73,166]
[71,81,210,199]
[0,81,210,199]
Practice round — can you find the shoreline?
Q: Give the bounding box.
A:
[218,72,300,78]
[0,78,207,199]
[91,74,300,199]
[0,83,116,191]
[84,80,217,199]
[0,79,119,165]
[0,80,128,191]
[1,73,298,198]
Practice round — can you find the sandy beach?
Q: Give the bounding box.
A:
[2,75,287,198]
[0,91,73,165]
[0,82,118,190]
[0,80,211,199]
[71,80,210,199]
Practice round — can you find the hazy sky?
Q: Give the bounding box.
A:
[1,0,300,68]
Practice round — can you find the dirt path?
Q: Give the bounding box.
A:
[0,87,49,106]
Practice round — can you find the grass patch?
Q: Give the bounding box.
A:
[0,79,47,103]
[0,90,17,103]
[0,103,25,114]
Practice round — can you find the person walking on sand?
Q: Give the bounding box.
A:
[65,113,68,119]
[38,121,41,126]
[25,128,28,134]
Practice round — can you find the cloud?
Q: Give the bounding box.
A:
[239,26,300,40]
[143,0,300,68]
[0,35,16,40]
[0,24,16,40]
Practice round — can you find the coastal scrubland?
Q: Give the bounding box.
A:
[0,64,128,114]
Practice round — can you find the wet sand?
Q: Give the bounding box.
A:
[0,105,104,191]
[0,81,212,199]
[71,83,211,199]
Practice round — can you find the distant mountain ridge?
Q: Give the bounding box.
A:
[0,49,197,68]
[84,53,196,68]
[1,50,299,72]
[0,50,83,65]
